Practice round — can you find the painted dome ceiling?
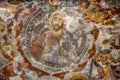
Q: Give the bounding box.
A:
[0,0,120,80]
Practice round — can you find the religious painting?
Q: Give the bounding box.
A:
[0,0,120,80]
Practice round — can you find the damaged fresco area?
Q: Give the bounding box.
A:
[0,0,120,80]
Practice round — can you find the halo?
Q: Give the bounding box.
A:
[70,75,88,80]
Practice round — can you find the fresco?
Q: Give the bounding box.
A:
[0,0,120,80]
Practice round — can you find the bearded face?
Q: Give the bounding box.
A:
[51,14,63,31]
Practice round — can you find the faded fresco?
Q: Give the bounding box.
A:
[0,0,120,80]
